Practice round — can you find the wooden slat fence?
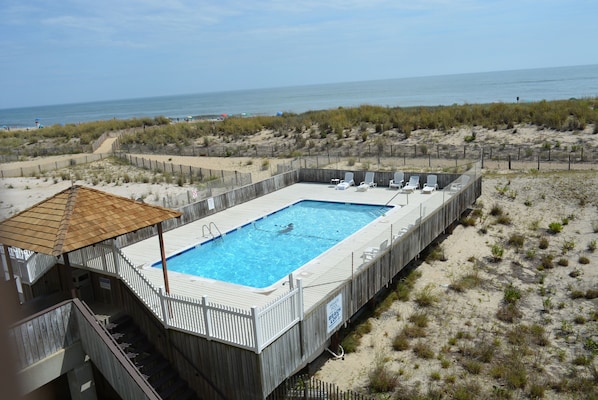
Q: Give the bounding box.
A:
[9,299,162,400]
[268,374,374,400]
[116,170,299,248]
[73,299,162,400]
[0,153,109,178]
[258,166,481,396]
[8,301,79,371]
[116,153,252,187]
[118,142,598,164]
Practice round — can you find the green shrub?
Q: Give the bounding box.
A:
[526,249,536,259]
[449,271,483,292]
[414,284,438,307]
[497,303,522,323]
[490,203,504,216]
[530,324,550,346]
[540,254,554,269]
[451,382,482,400]
[572,355,591,366]
[340,320,372,353]
[561,240,575,254]
[528,383,546,399]
[392,333,410,351]
[504,283,522,304]
[408,311,429,328]
[340,333,360,353]
[402,324,427,339]
[507,234,525,248]
[412,340,434,359]
[491,243,504,261]
[460,217,476,227]
[557,258,569,266]
[367,360,398,392]
[539,236,549,249]
[578,256,590,264]
[548,222,563,234]
[462,359,483,375]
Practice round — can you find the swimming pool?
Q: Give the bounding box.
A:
[152,200,393,288]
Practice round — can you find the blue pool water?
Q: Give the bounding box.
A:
[152,200,392,288]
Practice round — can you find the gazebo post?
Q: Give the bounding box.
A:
[157,222,170,294]
[62,253,77,299]
[2,245,20,305]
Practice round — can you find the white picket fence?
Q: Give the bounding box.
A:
[67,240,304,353]
[2,247,57,285]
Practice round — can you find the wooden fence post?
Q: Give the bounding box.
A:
[568,154,571,170]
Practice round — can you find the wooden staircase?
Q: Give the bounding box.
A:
[107,315,199,400]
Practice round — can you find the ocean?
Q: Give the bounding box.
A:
[2,64,598,129]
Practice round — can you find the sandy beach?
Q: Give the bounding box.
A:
[1,126,597,398]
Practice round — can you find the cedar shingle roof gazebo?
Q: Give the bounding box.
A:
[0,185,182,300]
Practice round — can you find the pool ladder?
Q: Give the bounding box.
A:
[202,222,223,240]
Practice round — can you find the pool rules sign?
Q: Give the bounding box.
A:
[326,293,343,333]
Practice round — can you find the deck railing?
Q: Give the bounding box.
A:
[68,239,304,353]
[2,247,57,285]
[37,167,477,356]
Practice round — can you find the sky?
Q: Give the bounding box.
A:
[1,0,597,109]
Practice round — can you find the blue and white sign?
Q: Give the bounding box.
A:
[326,294,343,333]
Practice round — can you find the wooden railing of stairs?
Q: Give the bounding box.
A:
[105,314,201,400]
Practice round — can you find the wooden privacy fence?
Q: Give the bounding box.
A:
[9,299,162,400]
[65,166,479,360]
[9,301,80,371]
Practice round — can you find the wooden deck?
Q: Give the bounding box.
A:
[122,182,454,313]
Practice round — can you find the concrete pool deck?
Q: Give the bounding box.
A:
[121,182,450,312]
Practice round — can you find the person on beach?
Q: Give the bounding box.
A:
[279,223,294,234]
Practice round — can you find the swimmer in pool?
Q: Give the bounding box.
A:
[279,223,294,234]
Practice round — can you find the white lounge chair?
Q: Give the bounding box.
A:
[363,239,388,261]
[389,172,404,189]
[360,172,377,188]
[393,227,409,241]
[336,172,355,190]
[449,175,470,192]
[422,174,438,194]
[403,176,420,193]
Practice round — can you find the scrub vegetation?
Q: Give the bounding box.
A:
[2,97,598,157]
